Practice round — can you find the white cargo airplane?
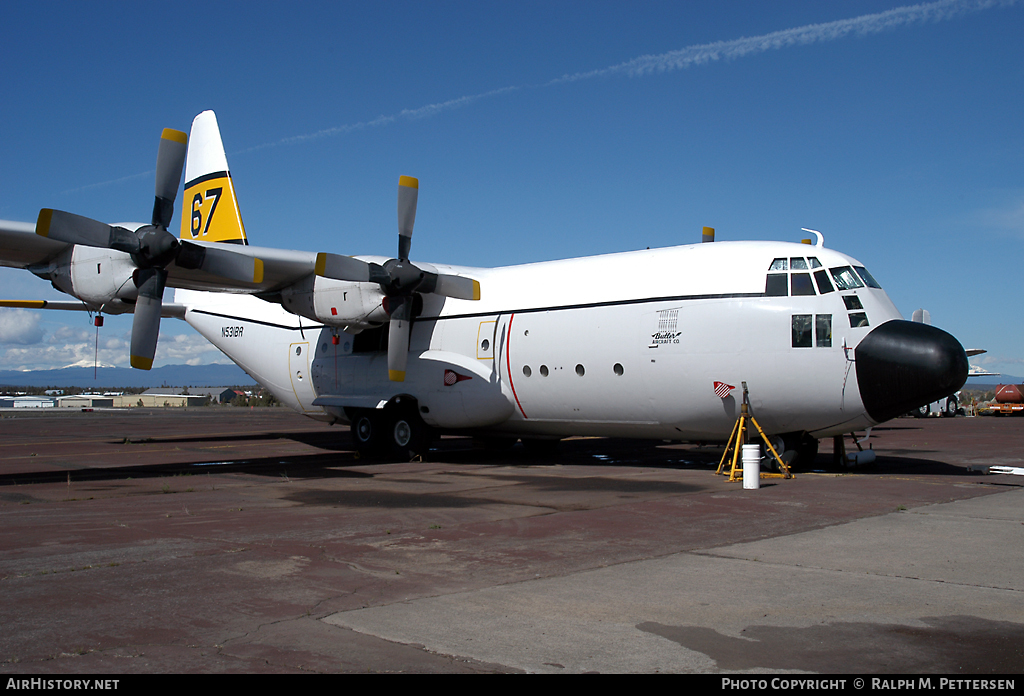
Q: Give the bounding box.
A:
[0,111,968,462]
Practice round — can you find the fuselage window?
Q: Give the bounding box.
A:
[766,273,788,296]
[808,257,822,269]
[813,269,834,294]
[830,266,864,290]
[791,273,815,296]
[790,257,808,270]
[849,312,870,328]
[842,295,863,310]
[769,258,788,271]
[853,266,882,289]
[792,314,812,347]
[816,315,832,347]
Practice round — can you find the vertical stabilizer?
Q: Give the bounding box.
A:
[180,111,248,245]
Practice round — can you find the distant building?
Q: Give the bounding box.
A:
[58,396,115,408]
[142,387,238,403]
[0,396,56,408]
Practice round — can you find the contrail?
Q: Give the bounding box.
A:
[253,0,1014,150]
[68,0,1016,185]
[237,85,521,154]
[550,0,1015,83]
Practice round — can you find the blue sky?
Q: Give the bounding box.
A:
[0,0,1021,374]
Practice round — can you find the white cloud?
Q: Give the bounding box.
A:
[0,323,232,371]
[0,309,43,345]
[976,197,1024,236]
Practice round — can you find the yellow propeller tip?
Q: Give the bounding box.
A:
[161,128,188,145]
[398,175,418,189]
[388,370,406,382]
[36,209,53,237]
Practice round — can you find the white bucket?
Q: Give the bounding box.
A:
[742,444,760,489]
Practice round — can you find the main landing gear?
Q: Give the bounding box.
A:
[349,397,432,461]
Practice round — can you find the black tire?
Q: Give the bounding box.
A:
[780,432,818,470]
[387,408,431,460]
[913,404,930,418]
[943,396,958,418]
[351,411,383,457]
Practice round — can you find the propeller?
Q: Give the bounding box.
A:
[36,129,262,369]
[314,176,481,382]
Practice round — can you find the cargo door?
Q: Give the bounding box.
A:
[289,342,318,412]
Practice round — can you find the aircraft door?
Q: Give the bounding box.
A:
[288,342,319,412]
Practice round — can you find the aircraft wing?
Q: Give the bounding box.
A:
[0,219,70,269]
[165,241,317,293]
[0,299,186,318]
[1,217,318,295]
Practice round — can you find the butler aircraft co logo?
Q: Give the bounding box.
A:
[650,309,681,348]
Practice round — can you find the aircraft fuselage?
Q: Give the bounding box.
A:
[177,239,968,446]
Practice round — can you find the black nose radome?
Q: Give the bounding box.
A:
[855,320,968,424]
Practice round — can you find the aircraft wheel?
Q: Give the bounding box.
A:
[780,432,818,470]
[913,404,929,418]
[388,409,431,460]
[943,396,958,417]
[352,412,383,457]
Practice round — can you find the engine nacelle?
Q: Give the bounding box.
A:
[280,274,387,330]
[34,246,139,310]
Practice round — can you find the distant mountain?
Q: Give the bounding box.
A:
[966,373,1022,387]
[0,363,253,388]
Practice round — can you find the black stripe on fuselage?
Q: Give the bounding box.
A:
[190,308,322,332]
[191,291,767,331]
[420,292,767,322]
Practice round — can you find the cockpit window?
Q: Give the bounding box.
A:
[765,273,788,296]
[854,266,882,289]
[830,266,864,290]
[769,258,788,271]
[791,273,815,296]
[790,257,808,270]
[808,257,822,269]
[813,269,834,294]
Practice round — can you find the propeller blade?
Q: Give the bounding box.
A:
[432,273,481,301]
[130,268,167,370]
[36,209,139,252]
[176,241,264,284]
[387,298,412,382]
[315,252,372,283]
[397,175,418,260]
[153,128,188,229]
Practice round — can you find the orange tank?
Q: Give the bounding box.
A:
[995,384,1024,403]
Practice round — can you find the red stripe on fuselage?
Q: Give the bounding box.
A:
[505,313,527,419]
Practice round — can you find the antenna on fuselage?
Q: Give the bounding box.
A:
[801,228,824,247]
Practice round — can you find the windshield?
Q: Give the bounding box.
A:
[830,266,864,290]
[854,266,882,289]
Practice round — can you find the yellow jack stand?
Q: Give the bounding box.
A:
[716,383,793,481]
